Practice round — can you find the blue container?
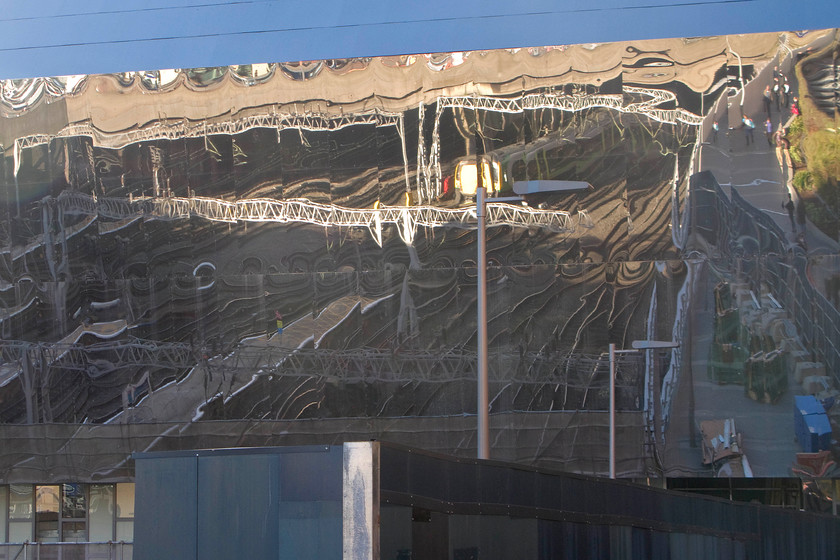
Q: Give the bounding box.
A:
[794,395,826,449]
[795,395,824,416]
[802,413,832,453]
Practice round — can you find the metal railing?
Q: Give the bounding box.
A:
[695,174,840,385]
[0,542,132,560]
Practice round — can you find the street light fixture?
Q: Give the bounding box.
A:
[609,340,679,478]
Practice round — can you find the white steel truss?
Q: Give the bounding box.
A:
[54,192,579,246]
[0,339,198,373]
[426,89,700,198]
[435,89,702,125]
[13,89,698,161]
[13,110,402,157]
[1,339,630,395]
[623,86,703,126]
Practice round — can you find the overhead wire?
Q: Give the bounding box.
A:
[0,1,282,23]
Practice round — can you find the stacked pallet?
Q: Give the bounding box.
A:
[700,418,754,476]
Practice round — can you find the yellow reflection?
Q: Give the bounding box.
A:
[36,486,59,513]
[454,158,502,196]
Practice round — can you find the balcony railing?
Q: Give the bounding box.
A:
[0,542,132,560]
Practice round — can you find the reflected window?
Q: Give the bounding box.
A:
[0,486,7,542]
[62,484,87,542]
[35,485,60,542]
[87,483,135,542]
[34,484,88,542]
[186,67,227,86]
[8,484,32,520]
[8,484,33,542]
[231,64,274,84]
[89,484,115,542]
[116,483,135,542]
[62,483,85,519]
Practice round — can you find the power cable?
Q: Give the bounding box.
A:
[0,1,281,23]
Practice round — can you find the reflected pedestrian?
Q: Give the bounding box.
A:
[742,114,755,146]
[274,310,284,339]
[783,78,791,108]
[783,194,795,232]
[762,85,772,117]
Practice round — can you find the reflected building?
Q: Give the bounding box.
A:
[1,27,839,549]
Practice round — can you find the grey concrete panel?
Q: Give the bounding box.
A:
[134,455,197,560]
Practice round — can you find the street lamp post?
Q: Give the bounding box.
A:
[476,185,545,460]
[609,340,679,478]
[475,179,593,460]
[476,185,490,460]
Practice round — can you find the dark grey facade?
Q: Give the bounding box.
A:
[134,443,840,559]
[134,446,343,559]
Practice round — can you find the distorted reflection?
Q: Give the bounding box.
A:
[0,29,838,482]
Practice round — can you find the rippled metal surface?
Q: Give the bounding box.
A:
[0,29,835,480]
[799,41,840,117]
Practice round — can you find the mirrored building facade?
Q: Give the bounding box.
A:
[1,27,839,549]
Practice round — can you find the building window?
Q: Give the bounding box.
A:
[116,483,135,542]
[89,484,115,542]
[2,483,134,544]
[8,484,33,543]
[61,484,87,542]
[35,484,87,543]
[35,485,60,542]
[0,485,7,542]
[85,484,136,542]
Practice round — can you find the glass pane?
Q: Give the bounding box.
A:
[36,486,60,513]
[117,483,135,519]
[62,521,87,542]
[89,484,115,542]
[9,484,33,519]
[9,521,32,543]
[116,520,134,542]
[36,485,60,542]
[0,486,7,542]
[62,483,86,519]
